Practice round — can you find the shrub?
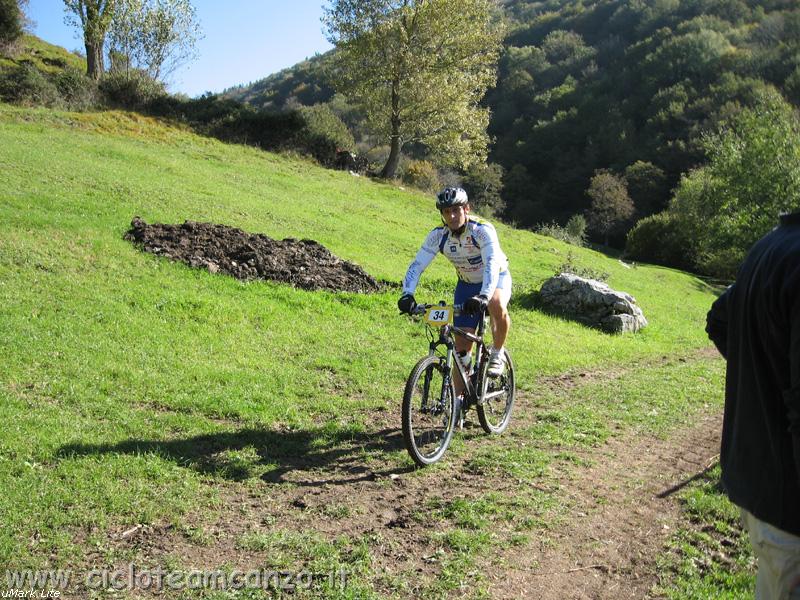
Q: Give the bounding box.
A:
[297,130,339,166]
[228,109,307,150]
[53,68,98,110]
[0,63,60,106]
[536,214,586,247]
[98,70,166,109]
[401,159,441,193]
[142,92,185,117]
[556,251,609,282]
[695,246,745,281]
[151,93,244,123]
[297,103,354,151]
[565,214,587,243]
[625,212,693,270]
[145,93,347,166]
[212,106,339,165]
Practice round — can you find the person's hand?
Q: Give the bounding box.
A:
[398,293,416,314]
[464,294,488,316]
[789,574,800,598]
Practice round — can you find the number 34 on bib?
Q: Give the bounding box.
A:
[424,306,453,327]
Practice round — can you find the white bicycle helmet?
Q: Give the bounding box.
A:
[436,187,468,210]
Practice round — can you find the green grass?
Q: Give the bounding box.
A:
[430,353,728,597]
[0,101,726,590]
[654,465,755,598]
[464,356,726,485]
[0,34,86,74]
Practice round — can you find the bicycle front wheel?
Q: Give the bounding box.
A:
[476,349,515,434]
[402,355,458,466]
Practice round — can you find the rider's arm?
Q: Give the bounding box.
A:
[475,223,505,299]
[402,229,442,295]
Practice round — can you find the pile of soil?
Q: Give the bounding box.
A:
[124,217,382,293]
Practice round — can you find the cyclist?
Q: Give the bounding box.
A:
[398,187,512,384]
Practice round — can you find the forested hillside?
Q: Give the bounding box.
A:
[226,0,800,238]
[223,53,332,111]
[493,0,800,228]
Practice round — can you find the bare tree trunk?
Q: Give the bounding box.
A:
[85,41,104,80]
[381,134,402,179]
[380,79,402,179]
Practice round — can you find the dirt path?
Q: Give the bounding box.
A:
[483,411,722,599]
[98,408,723,599]
[88,351,725,598]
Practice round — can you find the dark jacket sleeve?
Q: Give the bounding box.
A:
[783,385,800,485]
[706,285,733,359]
[784,267,800,484]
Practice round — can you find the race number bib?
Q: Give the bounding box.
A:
[424,306,452,327]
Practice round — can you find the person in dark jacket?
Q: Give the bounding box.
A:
[706,211,800,599]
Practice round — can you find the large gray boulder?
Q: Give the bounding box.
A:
[539,273,648,333]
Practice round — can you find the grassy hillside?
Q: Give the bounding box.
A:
[0,103,725,586]
[0,34,86,74]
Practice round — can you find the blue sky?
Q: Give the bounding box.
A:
[25,0,334,97]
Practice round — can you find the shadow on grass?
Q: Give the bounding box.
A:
[57,425,412,486]
[508,288,543,312]
[656,458,722,499]
[693,276,730,296]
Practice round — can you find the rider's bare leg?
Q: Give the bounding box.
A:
[488,287,511,351]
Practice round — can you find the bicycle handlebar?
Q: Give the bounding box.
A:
[409,302,463,317]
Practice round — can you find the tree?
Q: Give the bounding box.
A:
[670,88,800,277]
[107,0,200,81]
[0,0,25,50]
[586,170,634,246]
[63,0,116,79]
[462,162,504,216]
[323,0,503,179]
[626,211,693,270]
[624,160,668,217]
[541,29,594,68]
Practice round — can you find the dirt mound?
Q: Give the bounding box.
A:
[124,217,382,293]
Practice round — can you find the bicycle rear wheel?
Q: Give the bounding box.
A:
[476,349,515,434]
[402,355,458,466]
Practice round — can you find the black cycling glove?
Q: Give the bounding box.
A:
[398,293,416,314]
[464,294,488,316]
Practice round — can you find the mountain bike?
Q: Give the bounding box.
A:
[401,302,515,466]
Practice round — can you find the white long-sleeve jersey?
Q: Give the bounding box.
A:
[402,217,509,298]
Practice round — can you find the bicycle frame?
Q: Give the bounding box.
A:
[402,300,515,465]
[426,307,488,407]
